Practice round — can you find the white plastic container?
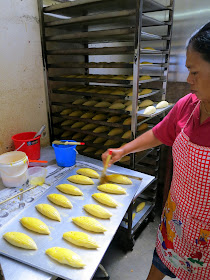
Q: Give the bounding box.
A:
[28,167,47,186]
[0,151,28,188]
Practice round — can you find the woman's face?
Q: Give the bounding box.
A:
[186,48,210,102]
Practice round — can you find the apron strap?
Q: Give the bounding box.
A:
[182,101,200,132]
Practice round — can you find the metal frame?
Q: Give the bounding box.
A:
[40,0,174,155]
[37,0,55,143]
[39,0,175,251]
[162,0,175,101]
[130,0,144,169]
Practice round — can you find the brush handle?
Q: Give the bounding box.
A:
[34,125,46,138]
[53,141,85,146]
[102,150,113,174]
[29,160,48,163]
[104,154,112,171]
[0,185,39,205]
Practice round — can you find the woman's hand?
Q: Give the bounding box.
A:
[102,148,125,167]
[101,130,162,167]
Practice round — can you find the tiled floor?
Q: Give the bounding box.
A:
[94,212,177,280]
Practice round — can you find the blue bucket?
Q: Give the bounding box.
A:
[52,140,76,167]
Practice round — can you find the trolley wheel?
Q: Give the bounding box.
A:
[149,210,156,222]
[125,236,135,251]
[119,236,135,252]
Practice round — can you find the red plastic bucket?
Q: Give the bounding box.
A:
[12,132,41,160]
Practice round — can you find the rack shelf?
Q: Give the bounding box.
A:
[137,104,174,117]
[45,11,167,30]
[49,75,164,84]
[44,0,171,16]
[52,88,163,100]
[121,200,153,231]
[46,29,162,43]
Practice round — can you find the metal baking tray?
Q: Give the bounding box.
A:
[47,46,134,56]
[44,11,165,30]
[51,101,130,116]
[50,88,162,106]
[52,114,129,130]
[52,88,162,101]
[0,165,142,280]
[49,75,162,85]
[137,103,174,117]
[48,61,134,69]
[46,28,162,43]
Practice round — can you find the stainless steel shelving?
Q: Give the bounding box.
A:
[43,0,172,15]
[40,0,175,251]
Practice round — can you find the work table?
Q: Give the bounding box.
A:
[0,146,154,280]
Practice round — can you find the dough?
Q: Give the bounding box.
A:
[83,204,112,219]
[143,106,156,115]
[76,168,99,179]
[92,193,118,207]
[20,217,50,234]
[106,174,132,185]
[35,204,61,221]
[63,231,99,249]
[97,183,126,194]
[46,247,85,268]
[156,100,169,109]
[72,216,107,233]
[47,194,73,208]
[3,232,37,250]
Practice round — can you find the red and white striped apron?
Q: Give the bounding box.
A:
[156,101,210,279]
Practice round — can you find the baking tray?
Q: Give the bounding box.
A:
[0,164,142,280]
[137,103,174,117]
[43,0,169,16]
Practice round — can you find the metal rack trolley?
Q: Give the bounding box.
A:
[38,0,175,251]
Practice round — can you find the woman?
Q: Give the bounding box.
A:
[102,22,210,280]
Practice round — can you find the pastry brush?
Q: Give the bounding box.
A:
[52,140,85,146]
[99,150,112,184]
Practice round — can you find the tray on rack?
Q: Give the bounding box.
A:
[0,164,142,280]
[43,0,169,17]
[136,103,174,117]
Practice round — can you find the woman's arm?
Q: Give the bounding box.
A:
[102,129,163,166]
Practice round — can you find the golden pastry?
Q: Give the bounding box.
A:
[97,183,126,194]
[72,216,107,233]
[106,174,132,185]
[63,231,99,249]
[47,194,73,208]
[67,175,94,185]
[83,204,112,219]
[46,247,85,268]
[139,99,154,108]
[3,232,37,250]
[35,204,61,221]
[76,168,99,179]
[56,184,83,196]
[20,217,50,234]
[93,126,109,133]
[108,128,123,136]
[136,202,146,212]
[92,193,118,207]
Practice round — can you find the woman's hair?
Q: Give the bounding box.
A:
[187,22,210,63]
